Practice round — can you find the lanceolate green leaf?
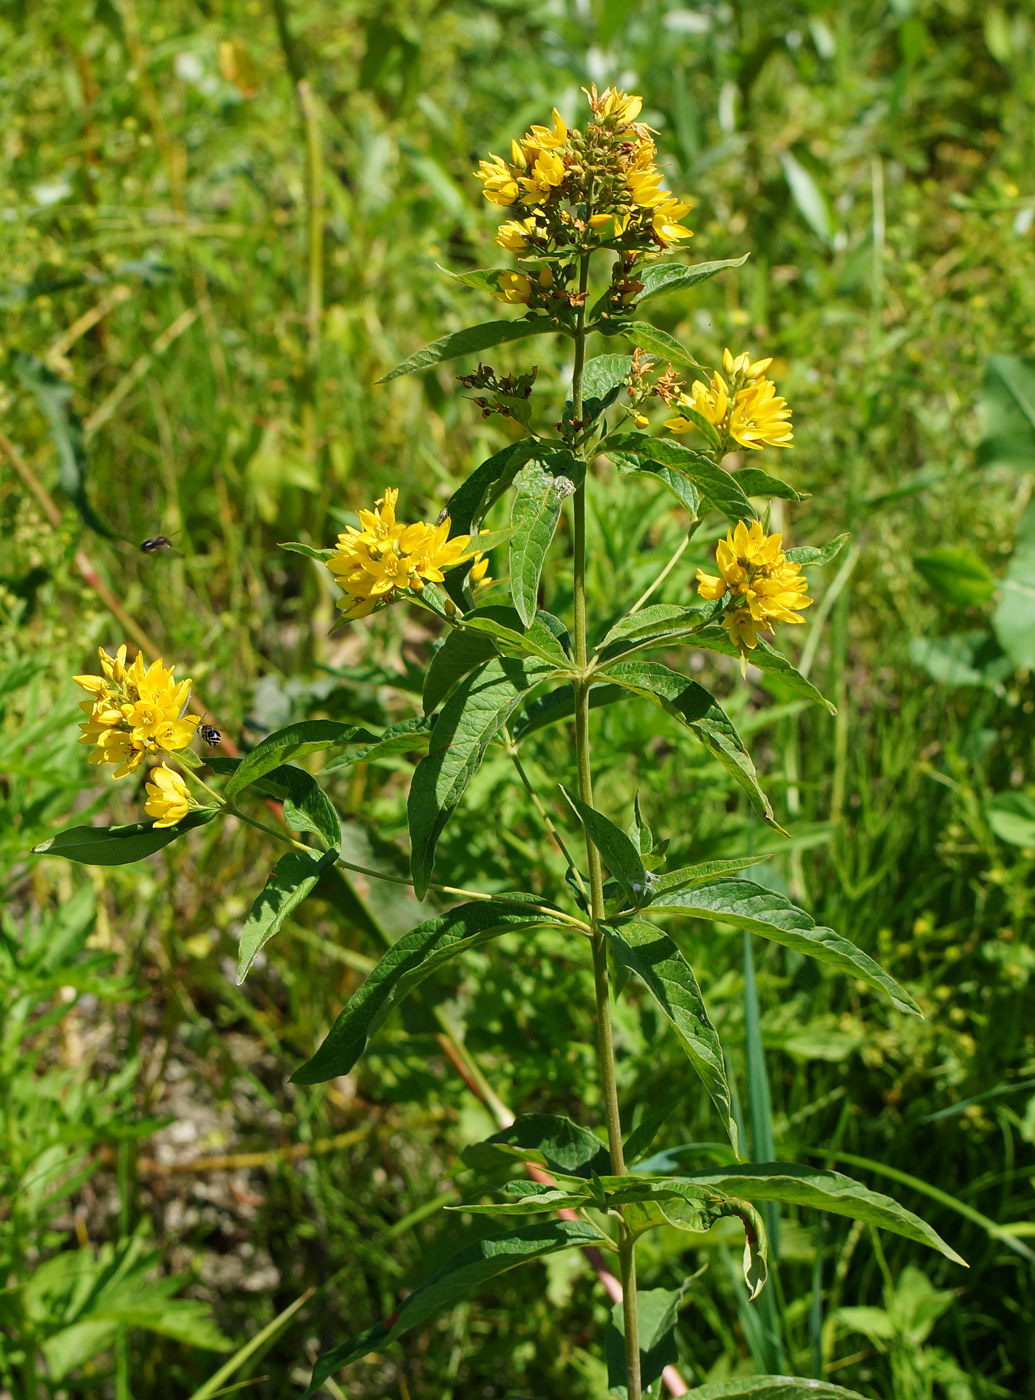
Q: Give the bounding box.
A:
[236,848,337,983]
[650,855,771,895]
[601,603,714,647]
[462,1113,611,1177]
[446,440,542,534]
[462,610,570,666]
[568,353,631,423]
[321,716,433,772]
[600,660,777,826]
[691,627,836,713]
[225,721,375,798]
[611,450,702,515]
[734,467,805,501]
[378,318,555,383]
[33,811,216,866]
[682,1163,965,1265]
[438,264,511,294]
[256,764,341,851]
[606,920,737,1153]
[785,534,849,567]
[645,878,921,1015]
[561,787,648,902]
[423,628,498,714]
[685,1379,867,1400]
[303,1220,605,1394]
[292,898,558,1084]
[598,321,702,372]
[509,463,571,626]
[607,435,754,523]
[408,655,556,896]
[279,540,335,562]
[635,254,750,305]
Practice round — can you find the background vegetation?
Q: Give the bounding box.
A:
[2,0,1034,1396]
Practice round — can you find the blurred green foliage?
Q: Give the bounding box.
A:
[2,0,1034,1396]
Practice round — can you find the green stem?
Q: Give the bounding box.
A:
[179,765,226,808]
[570,251,640,1400]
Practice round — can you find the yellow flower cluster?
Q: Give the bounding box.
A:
[474,86,692,263]
[696,521,812,651]
[666,348,792,452]
[145,765,192,827]
[74,646,200,778]
[326,488,481,620]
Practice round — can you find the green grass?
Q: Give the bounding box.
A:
[2,0,1034,1396]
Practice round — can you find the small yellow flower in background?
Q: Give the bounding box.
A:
[696,520,812,652]
[144,764,192,828]
[74,646,200,778]
[326,487,479,620]
[493,271,533,305]
[665,348,792,451]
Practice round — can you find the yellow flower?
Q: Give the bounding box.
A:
[665,353,793,452]
[588,210,630,238]
[144,764,192,828]
[495,216,541,252]
[728,377,793,450]
[493,271,533,305]
[589,86,643,125]
[522,108,568,153]
[470,556,493,591]
[665,372,730,436]
[627,166,667,209]
[722,348,773,384]
[518,147,566,205]
[696,521,812,652]
[475,153,520,206]
[326,488,475,620]
[652,194,693,245]
[74,647,200,777]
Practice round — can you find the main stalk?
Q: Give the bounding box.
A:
[570,253,641,1400]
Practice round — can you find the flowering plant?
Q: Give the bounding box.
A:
[39,87,962,1399]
